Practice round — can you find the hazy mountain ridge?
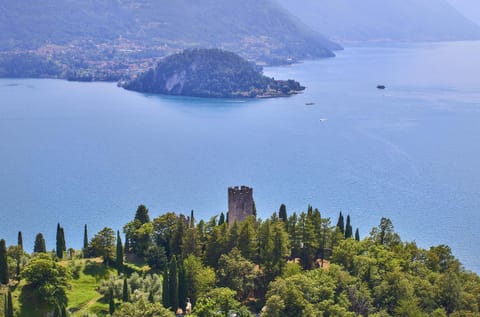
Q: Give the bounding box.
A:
[0,0,340,80]
[276,0,480,43]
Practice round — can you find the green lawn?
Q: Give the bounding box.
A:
[66,258,116,317]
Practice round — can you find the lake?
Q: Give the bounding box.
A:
[0,41,479,272]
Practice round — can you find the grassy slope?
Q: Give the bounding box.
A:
[5,257,120,317]
[66,258,114,317]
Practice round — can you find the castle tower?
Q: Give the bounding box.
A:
[228,186,255,224]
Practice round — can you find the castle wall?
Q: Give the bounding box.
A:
[228,186,254,224]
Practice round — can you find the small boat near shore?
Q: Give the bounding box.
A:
[377,85,386,89]
[305,102,315,105]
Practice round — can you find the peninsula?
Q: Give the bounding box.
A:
[121,49,305,98]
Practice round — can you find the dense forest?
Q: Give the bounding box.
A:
[122,49,305,98]
[0,203,479,317]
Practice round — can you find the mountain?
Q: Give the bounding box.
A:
[0,0,341,80]
[276,0,480,43]
[122,48,305,98]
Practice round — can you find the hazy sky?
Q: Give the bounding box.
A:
[448,0,480,24]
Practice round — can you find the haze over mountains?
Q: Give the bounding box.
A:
[0,0,338,64]
[1,0,480,80]
[277,0,480,43]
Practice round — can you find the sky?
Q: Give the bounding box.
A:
[448,0,480,24]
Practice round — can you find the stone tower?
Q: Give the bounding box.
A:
[228,186,254,224]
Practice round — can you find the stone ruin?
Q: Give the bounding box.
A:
[228,186,255,224]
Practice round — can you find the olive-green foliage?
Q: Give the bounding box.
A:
[217,248,257,301]
[89,227,116,264]
[98,273,162,303]
[113,296,174,317]
[193,287,252,317]
[183,255,215,305]
[21,253,70,311]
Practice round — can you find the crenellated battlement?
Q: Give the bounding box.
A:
[228,185,254,224]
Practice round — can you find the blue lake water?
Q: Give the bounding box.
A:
[0,41,479,272]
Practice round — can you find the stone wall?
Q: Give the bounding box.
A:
[228,186,254,224]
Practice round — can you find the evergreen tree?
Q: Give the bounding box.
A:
[33,233,46,253]
[278,204,287,222]
[6,290,13,317]
[60,227,66,252]
[190,210,195,228]
[56,223,63,258]
[218,212,225,226]
[109,287,115,315]
[345,215,353,239]
[122,277,129,302]
[83,224,89,258]
[252,200,257,217]
[336,211,345,234]
[238,218,257,261]
[355,228,360,241]
[0,239,8,284]
[178,262,187,311]
[17,231,23,251]
[162,268,170,308]
[116,231,123,272]
[228,221,240,250]
[168,256,179,311]
[134,205,150,224]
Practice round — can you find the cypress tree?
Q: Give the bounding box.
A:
[83,224,89,258]
[278,204,287,222]
[252,200,257,217]
[178,262,186,311]
[34,233,46,253]
[218,213,225,226]
[60,227,66,252]
[6,290,13,317]
[17,231,23,251]
[345,215,353,239]
[109,288,115,315]
[355,228,360,241]
[0,239,8,284]
[190,210,195,228]
[122,277,129,302]
[116,231,123,272]
[4,294,6,317]
[336,212,345,234]
[60,307,67,317]
[162,269,170,308]
[56,223,63,258]
[168,256,179,311]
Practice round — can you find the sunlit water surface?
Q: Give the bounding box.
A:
[1,41,479,271]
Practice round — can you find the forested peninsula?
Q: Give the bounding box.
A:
[121,49,305,98]
[1,203,479,317]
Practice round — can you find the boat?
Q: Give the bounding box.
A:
[377,85,386,89]
[305,102,315,105]
[319,118,328,123]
